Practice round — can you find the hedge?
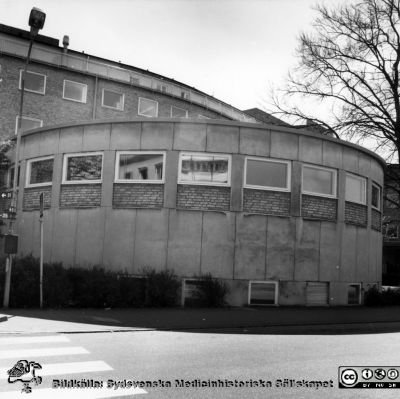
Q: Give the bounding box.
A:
[0,255,181,308]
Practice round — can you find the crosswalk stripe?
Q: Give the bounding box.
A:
[0,346,89,359]
[0,387,147,398]
[0,360,112,379]
[0,336,70,345]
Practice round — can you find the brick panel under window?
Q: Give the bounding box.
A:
[177,185,230,211]
[113,183,164,208]
[60,184,101,208]
[345,201,367,227]
[23,187,52,211]
[301,194,337,221]
[371,209,382,232]
[243,189,290,216]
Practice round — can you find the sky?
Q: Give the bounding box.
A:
[2,0,331,113]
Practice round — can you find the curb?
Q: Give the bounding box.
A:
[2,320,400,335]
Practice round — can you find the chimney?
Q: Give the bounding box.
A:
[62,35,69,53]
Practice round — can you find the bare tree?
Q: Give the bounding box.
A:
[270,0,400,210]
[271,0,400,160]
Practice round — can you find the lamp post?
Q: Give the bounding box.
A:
[3,8,46,308]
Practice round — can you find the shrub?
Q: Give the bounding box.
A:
[0,255,181,308]
[364,286,400,306]
[144,269,180,307]
[194,273,229,307]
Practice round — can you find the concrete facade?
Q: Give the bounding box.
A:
[16,119,385,306]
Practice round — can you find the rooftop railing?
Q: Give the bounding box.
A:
[0,35,258,123]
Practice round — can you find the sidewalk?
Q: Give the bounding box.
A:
[1,306,400,334]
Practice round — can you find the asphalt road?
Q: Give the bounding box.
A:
[1,328,400,398]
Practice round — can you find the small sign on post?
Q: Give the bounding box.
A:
[39,192,44,218]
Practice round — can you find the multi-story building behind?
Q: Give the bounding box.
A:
[0,23,258,142]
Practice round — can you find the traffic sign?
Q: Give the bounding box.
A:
[0,191,12,199]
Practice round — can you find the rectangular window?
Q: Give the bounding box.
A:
[348,284,361,305]
[138,97,158,117]
[371,183,381,210]
[345,173,366,204]
[248,281,278,306]
[26,156,54,187]
[171,106,188,118]
[15,116,43,135]
[62,152,103,183]
[115,152,165,183]
[181,91,190,100]
[245,158,290,191]
[63,80,87,103]
[19,70,46,94]
[302,164,336,198]
[102,89,124,110]
[178,152,231,186]
[156,83,167,93]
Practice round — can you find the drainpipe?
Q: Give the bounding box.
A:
[93,76,98,119]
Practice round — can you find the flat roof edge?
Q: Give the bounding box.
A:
[20,118,387,167]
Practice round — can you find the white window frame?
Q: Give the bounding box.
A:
[62,80,87,103]
[345,172,367,205]
[25,156,54,188]
[101,88,125,111]
[244,157,291,192]
[371,182,381,211]
[115,151,166,183]
[178,152,232,187]
[138,97,158,117]
[62,152,103,184]
[248,281,278,306]
[15,115,43,135]
[171,106,188,118]
[302,164,337,198]
[19,70,46,94]
[348,283,362,305]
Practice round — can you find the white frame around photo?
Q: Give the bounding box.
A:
[244,157,291,192]
[62,152,104,184]
[25,155,54,188]
[302,164,337,198]
[62,80,88,103]
[178,152,232,187]
[19,69,46,94]
[114,151,166,183]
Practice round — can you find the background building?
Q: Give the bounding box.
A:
[0,23,385,306]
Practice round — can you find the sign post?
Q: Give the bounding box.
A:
[39,193,44,309]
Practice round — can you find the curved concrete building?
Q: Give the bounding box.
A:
[16,119,385,306]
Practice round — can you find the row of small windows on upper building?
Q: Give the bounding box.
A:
[24,151,382,211]
[16,70,207,133]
